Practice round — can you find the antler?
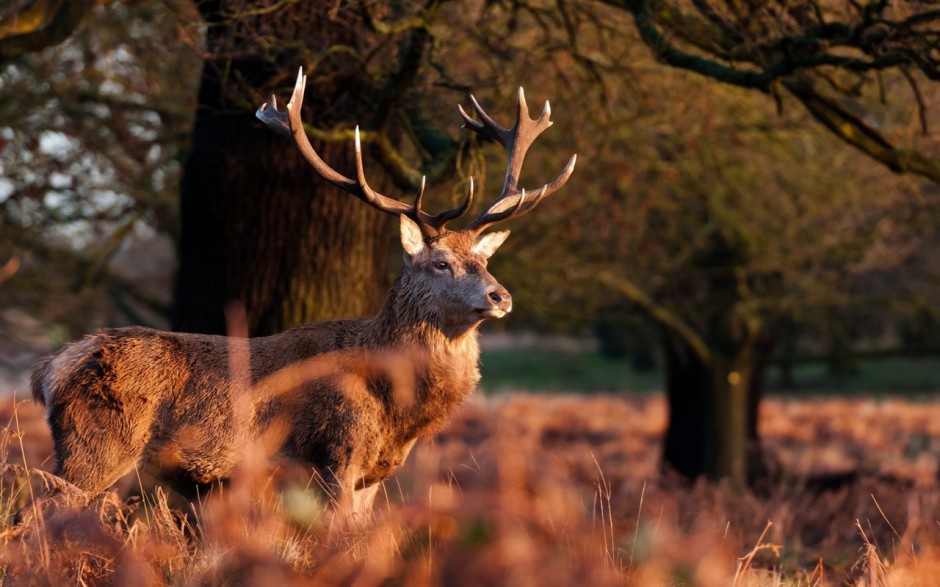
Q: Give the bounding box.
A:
[256,67,472,235]
[459,88,577,235]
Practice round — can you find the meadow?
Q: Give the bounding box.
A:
[3,354,940,585]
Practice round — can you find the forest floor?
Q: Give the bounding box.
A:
[3,388,940,585]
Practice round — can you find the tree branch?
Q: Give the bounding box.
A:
[783,76,940,182]
[608,0,940,182]
[624,0,773,89]
[598,271,712,365]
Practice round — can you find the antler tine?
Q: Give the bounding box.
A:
[413,175,427,214]
[352,126,396,211]
[473,186,532,228]
[461,86,576,235]
[432,177,475,226]
[467,184,558,232]
[257,67,471,233]
[257,69,367,195]
[465,156,574,234]
[411,175,474,230]
[459,97,510,145]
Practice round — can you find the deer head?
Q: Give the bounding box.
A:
[256,69,576,333]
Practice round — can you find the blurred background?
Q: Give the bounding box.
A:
[2,0,940,490]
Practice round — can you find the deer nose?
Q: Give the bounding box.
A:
[488,286,512,312]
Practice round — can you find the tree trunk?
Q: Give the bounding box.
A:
[173,109,391,335]
[172,4,394,336]
[661,332,759,489]
[707,351,751,486]
[827,324,858,378]
[662,335,709,479]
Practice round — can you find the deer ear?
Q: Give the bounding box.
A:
[400,215,425,257]
[473,230,510,259]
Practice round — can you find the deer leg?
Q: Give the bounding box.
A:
[318,482,379,533]
[311,463,378,531]
[348,483,380,527]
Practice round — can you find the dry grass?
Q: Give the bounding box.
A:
[2,390,940,585]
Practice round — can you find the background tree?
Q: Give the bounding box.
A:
[0,1,479,338]
[0,1,196,368]
[608,0,940,179]
[173,0,473,335]
[458,0,940,487]
[599,0,940,485]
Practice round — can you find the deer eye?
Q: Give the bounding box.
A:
[434,261,451,272]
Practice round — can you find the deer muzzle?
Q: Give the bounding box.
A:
[483,285,512,318]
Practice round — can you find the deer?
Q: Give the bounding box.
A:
[29,68,576,521]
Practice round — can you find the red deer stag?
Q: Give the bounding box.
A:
[30,68,576,518]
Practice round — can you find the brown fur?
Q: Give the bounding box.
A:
[34,80,575,519]
[31,225,512,516]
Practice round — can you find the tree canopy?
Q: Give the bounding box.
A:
[605,0,940,180]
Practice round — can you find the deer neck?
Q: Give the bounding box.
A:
[361,274,482,433]
[362,274,481,350]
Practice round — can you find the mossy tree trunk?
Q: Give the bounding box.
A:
[173,102,392,335]
[172,2,407,336]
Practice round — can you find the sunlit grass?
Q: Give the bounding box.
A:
[3,391,940,584]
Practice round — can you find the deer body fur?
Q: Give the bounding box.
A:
[31,229,493,503]
[30,70,575,518]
